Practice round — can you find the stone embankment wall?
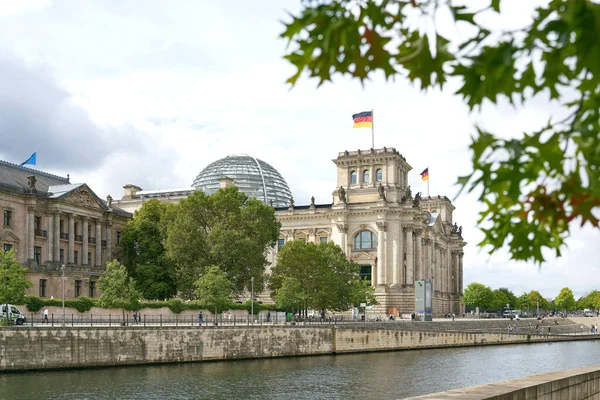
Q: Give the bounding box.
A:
[409,364,600,399]
[0,325,588,372]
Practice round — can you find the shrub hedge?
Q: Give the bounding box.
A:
[22,296,277,313]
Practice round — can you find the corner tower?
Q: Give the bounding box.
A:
[332,147,412,204]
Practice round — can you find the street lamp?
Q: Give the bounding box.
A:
[61,264,65,324]
[536,300,539,317]
[250,277,254,320]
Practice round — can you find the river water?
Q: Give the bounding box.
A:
[4,341,599,399]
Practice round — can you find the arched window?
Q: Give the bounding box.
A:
[354,230,377,249]
[363,170,370,183]
[376,169,383,182]
[350,171,357,184]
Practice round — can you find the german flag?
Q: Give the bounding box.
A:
[420,168,429,181]
[352,111,373,128]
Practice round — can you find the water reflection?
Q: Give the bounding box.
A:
[3,341,599,399]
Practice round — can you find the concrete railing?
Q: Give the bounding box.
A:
[408,364,600,399]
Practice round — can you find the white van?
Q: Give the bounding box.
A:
[1,304,27,325]
[584,309,595,317]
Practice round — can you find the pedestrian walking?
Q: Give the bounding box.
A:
[43,308,49,324]
[198,311,203,327]
[451,313,455,321]
[133,311,137,324]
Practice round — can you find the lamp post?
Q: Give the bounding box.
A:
[250,277,254,321]
[536,299,539,317]
[61,264,65,325]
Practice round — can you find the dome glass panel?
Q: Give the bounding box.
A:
[192,154,292,208]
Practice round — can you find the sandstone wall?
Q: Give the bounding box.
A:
[409,364,600,399]
[0,325,585,372]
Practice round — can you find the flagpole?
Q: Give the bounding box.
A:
[372,109,375,148]
[427,167,430,197]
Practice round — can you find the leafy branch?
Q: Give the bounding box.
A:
[281,0,600,263]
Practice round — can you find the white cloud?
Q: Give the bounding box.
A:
[0,0,597,299]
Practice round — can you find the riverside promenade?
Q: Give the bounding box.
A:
[0,318,597,372]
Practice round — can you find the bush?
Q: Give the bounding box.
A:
[24,296,44,312]
[167,299,185,314]
[71,297,95,313]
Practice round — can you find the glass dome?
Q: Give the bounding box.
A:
[192,154,293,208]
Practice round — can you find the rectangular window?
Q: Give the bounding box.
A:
[39,279,47,297]
[59,249,64,264]
[320,237,328,243]
[74,251,78,265]
[3,243,13,253]
[87,252,92,266]
[116,231,121,244]
[34,246,42,265]
[34,215,42,230]
[277,239,285,250]
[60,220,64,234]
[359,265,372,281]
[74,222,78,235]
[75,280,82,297]
[89,281,96,298]
[3,209,11,227]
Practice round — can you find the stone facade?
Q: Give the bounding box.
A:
[115,146,466,317]
[268,148,466,316]
[0,160,131,300]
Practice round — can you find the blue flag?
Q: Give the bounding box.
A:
[20,152,37,166]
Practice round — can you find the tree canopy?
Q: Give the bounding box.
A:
[166,187,280,299]
[281,0,600,263]
[462,282,494,310]
[120,199,177,300]
[270,240,368,313]
[97,260,141,320]
[554,287,576,311]
[194,265,233,315]
[0,250,31,310]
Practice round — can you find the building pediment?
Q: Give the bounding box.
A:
[0,231,20,242]
[351,251,377,262]
[63,185,107,210]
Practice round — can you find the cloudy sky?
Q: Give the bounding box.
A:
[0,0,597,299]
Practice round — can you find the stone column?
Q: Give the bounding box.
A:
[68,213,75,264]
[459,251,464,294]
[27,206,35,260]
[414,229,422,280]
[95,219,102,267]
[53,212,61,262]
[46,212,53,262]
[405,227,413,284]
[82,217,89,266]
[308,228,316,243]
[454,251,460,294]
[336,223,348,256]
[106,220,113,264]
[376,221,387,286]
[397,223,404,285]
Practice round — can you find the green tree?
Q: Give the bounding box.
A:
[462,283,494,311]
[270,240,365,314]
[527,290,549,311]
[515,292,530,311]
[497,287,517,310]
[0,250,32,323]
[97,260,141,323]
[578,290,599,310]
[281,0,600,263]
[491,289,509,312]
[120,199,177,299]
[274,277,308,313]
[194,265,233,322]
[167,187,280,298]
[554,287,576,312]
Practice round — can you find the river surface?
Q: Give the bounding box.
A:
[3,340,599,399]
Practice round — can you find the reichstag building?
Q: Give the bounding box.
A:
[114,148,466,316]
